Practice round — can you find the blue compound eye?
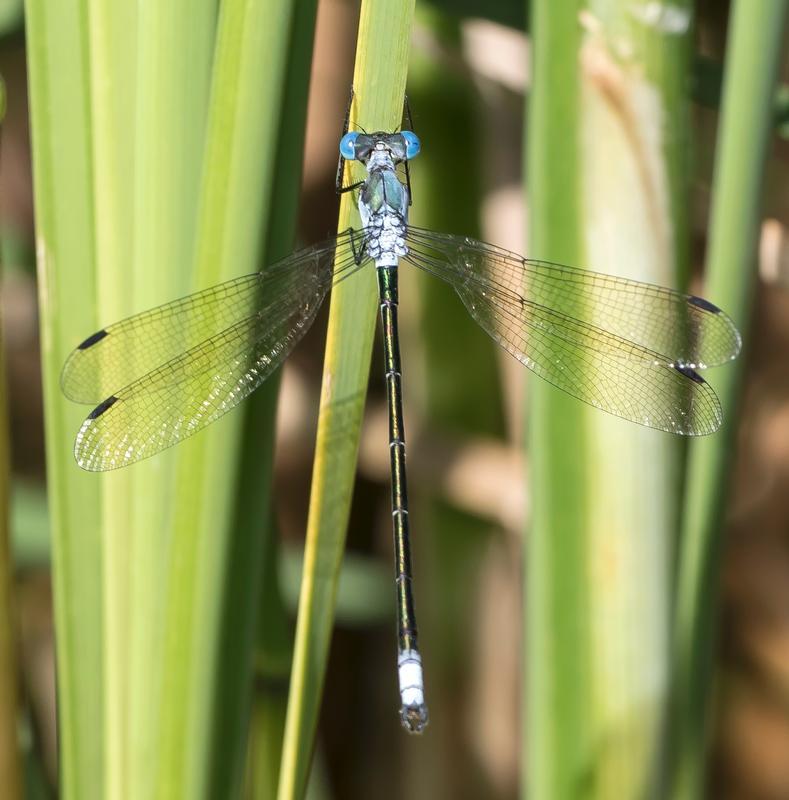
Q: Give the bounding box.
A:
[401,130,421,160]
[339,131,359,160]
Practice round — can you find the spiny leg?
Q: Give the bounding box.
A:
[335,87,365,197]
[403,94,415,131]
[404,159,413,207]
[347,227,368,265]
[335,86,354,194]
[403,94,415,206]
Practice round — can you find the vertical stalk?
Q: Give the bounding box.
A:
[526,7,589,794]
[222,1,319,796]
[23,3,104,796]
[526,1,691,797]
[0,427,20,800]
[118,4,217,798]
[0,75,22,800]
[86,3,137,795]
[277,1,415,796]
[672,3,788,797]
[157,0,298,796]
[27,1,310,796]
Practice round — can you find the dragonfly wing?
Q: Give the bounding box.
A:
[74,235,369,471]
[404,229,723,435]
[62,229,368,404]
[406,226,741,368]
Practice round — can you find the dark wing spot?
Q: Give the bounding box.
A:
[688,295,721,314]
[88,395,119,419]
[673,364,706,384]
[78,329,109,349]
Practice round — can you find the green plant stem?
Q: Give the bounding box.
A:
[0,75,22,800]
[526,2,691,797]
[115,5,217,799]
[526,8,589,794]
[0,351,20,800]
[155,1,298,796]
[23,3,104,796]
[277,2,415,797]
[672,3,788,798]
[83,1,137,796]
[225,2,318,797]
[86,4,137,796]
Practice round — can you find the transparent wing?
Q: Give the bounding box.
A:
[406,226,741,369]
[405,227,730,435]
[62,229,368,404]
[72,232,369,471]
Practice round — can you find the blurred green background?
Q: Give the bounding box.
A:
[0,0,788,798]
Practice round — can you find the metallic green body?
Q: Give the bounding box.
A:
[376,265,419,656]
[361,169,409,217]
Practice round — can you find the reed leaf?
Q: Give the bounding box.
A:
[154,0,300,796]
[27,0,310,795]
[228,2,318,796]
[86,5,138,795]
[0,74,22,800]
[672,2,788,797]
[24,1,103,795]
[277,1,416,797]
[526,1,692,796]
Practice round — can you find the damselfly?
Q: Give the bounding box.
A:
[62,98,741,734]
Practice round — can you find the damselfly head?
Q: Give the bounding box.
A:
[339,131,421,164]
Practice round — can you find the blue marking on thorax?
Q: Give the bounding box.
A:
[361,169,408,218]
[357,152,410,267]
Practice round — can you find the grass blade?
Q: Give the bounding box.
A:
[23,1,104,795]
[220,2,319,796]
[111,4,217,797]
[84,4,138,795]
[277,2,416,796]
[154,0,301,796]
[0,75,22,800]
[672,3,788,797]
[526,2,692,796]
[26,0,314,794]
